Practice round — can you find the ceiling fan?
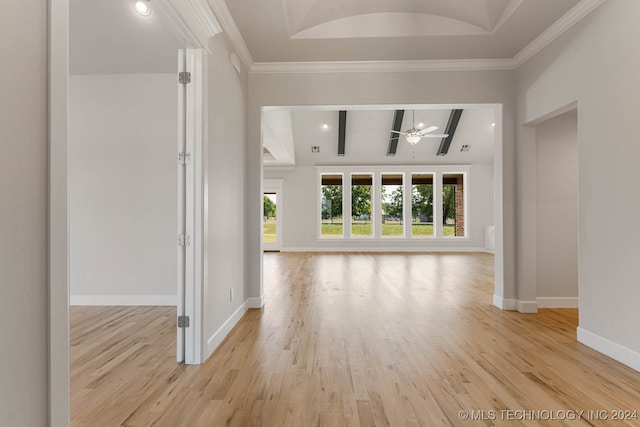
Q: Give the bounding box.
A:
[391,110,449,145]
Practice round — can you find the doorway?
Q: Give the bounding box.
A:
[63,0,206,422]
[263,179,284,251]
[534,108,579,308]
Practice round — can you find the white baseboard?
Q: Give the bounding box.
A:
[70,294,176,306]
[282,246,491,253]
[205,301,248,360]
[247,295,264,308]
[517,300,539,313]
[492,295,538,313]
[577,327,640,372]
[493,295,517,310]
[494,296,577,311]
[493,295,518,311]
[537,297,579,308]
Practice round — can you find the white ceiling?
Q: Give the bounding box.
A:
[224,0,580,62]
[263,107,496,168]
[70,0,183,74]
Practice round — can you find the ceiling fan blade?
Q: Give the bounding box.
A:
[418,125,439,134]
[390,130,407,135]
[421,133,449,138]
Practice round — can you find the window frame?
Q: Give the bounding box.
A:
[441,171,468,239]
[317,166,469,241]
[318,172,345,239]
[410,172,436,239]
[349,172,375,239]
[380,172,406,239]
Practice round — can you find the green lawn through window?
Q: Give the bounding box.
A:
[319,222,455,237]
[263,220,276,243]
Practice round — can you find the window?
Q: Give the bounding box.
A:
[318,167,468,241]
[351,174,373,237]
[381,174,403,238]
[411,174,433,237]
[442,173,465,237]
[320,174,343,238]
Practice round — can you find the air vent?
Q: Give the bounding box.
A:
[460,145,470,152]
[311,146,320,153]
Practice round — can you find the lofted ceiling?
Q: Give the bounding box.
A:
[224,0,581,62]
[263,107,496,168]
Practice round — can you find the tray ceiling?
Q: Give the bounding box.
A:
[225,0,580,62]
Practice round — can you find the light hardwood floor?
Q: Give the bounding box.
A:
[71,253,640,426]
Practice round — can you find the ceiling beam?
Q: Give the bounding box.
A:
[437,109,463,156]
[387,110,405,156]
[338,110,347,156]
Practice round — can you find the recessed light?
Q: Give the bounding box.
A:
[134,0,151,16]
[418,122,424,128]
[491,122,496,127]
[322,123,329,130]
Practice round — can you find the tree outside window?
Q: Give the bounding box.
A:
[351,174,373,237]
[381,174,403,237]
[321,174,343,237]
[411,174,433,237]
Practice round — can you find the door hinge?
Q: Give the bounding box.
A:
[179,71,191,84]
[178,152,191,165]
[178,233,191,247]
[178,315,190,328]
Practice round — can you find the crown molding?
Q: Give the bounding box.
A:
[251,58,516,74]
[189,0,223,39]
[155,0,222,51]
[208,0,604,75]
[511,0,606,68]
[208,0,254,72]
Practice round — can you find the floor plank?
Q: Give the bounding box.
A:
[71,253,640,426]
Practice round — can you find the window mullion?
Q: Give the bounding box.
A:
[403,173,411,239]
[434,171,443,238]
[374,172,382,239]
[344,173,351,239]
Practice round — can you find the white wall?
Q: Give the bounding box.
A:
[0,1,48,424]
[265,164,493,251]
[250,70,516,307]
[69,74,178,304]
[535,111,578,306]
[517,0,640,369]
[202,33,250,358]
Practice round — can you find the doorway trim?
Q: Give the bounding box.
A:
[48,0,219,424]
[517,101,579,311]
[255,104,505,313]
[177,49,206,364]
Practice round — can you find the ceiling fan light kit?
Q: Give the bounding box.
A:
[390,110,448,145]
[406,134,422,145]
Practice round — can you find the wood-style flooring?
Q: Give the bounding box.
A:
[71,253,640,426]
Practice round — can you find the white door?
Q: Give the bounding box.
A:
[177,49,204,364]
[263,180,284,251]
